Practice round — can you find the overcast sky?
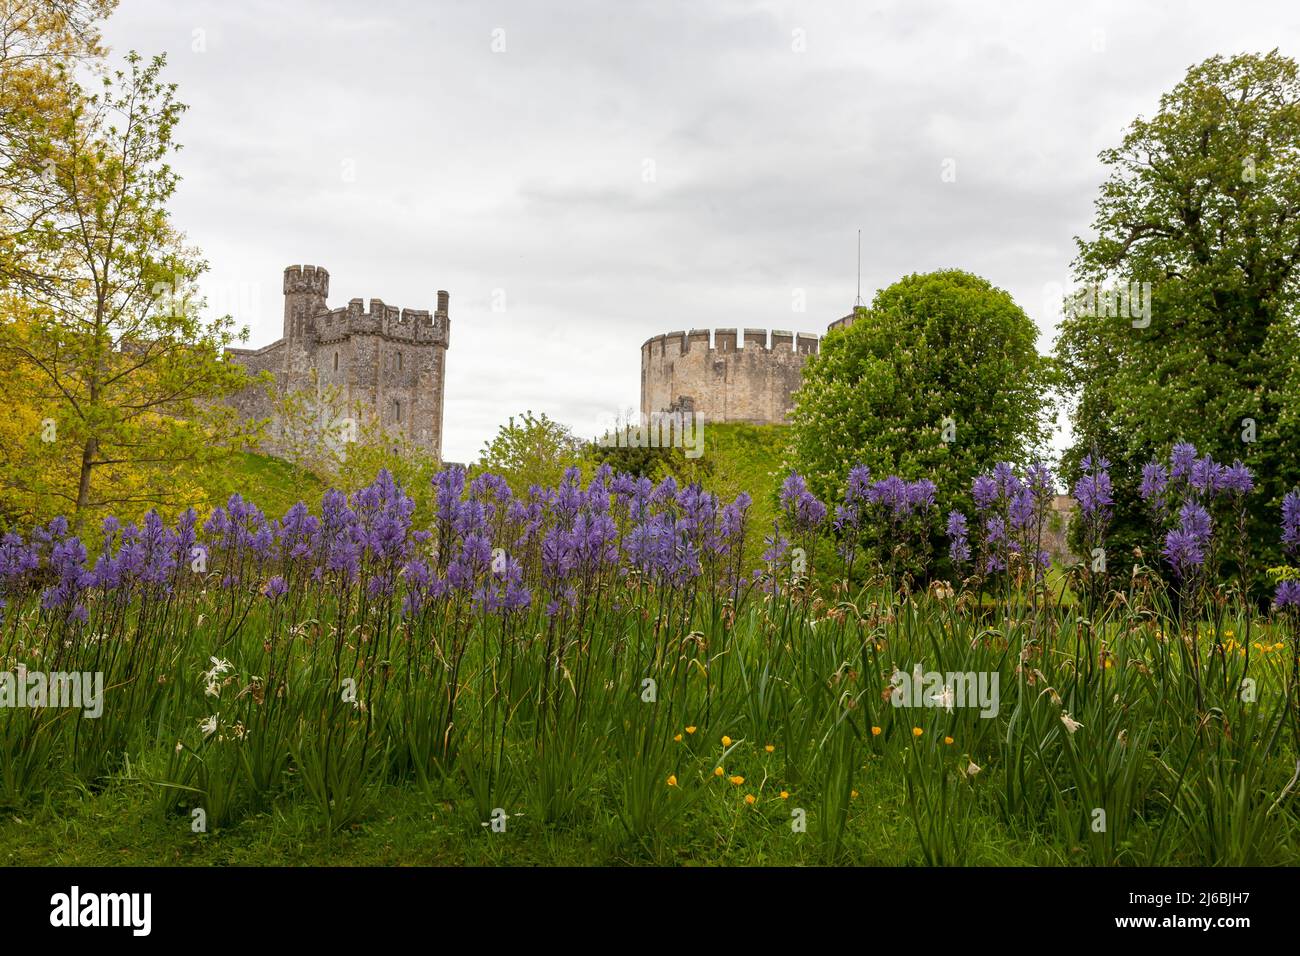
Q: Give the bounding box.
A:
[102,0,1297,464]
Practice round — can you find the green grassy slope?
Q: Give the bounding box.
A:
[197,452,328,519]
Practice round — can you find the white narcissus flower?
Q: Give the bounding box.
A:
[204,680,220,698]
[930,684,955,712]
[1061,712,1083,734]
[966,759,982,778]
[199,714,218,737]
[205,656,232,679]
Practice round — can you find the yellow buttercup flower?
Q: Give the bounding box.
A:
[666,774,677,787]
[912,727,923,738]
[851,789,859,798]
[871,726,882,736]
[685,726,697,734]
[714,766,724,777]
[944,736,954,745]
[721,735,732,747]
[764,744,775,753]
[780,790,790,799]
[729,775,745,786]
[674,733,683,742]
[744,794,756,806]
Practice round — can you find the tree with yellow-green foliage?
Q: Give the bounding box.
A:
[475,410,586,495]
[1,7,257,527]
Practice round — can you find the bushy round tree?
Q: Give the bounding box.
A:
[788,269,1054,517]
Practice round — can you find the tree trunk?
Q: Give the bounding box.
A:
[75,435,97,517]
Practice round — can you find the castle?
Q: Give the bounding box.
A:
[640,311,858,425]
[226,265,450,460]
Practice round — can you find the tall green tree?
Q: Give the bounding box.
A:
[0,49,256,522]
[788,269,1054,513]
[1056,50,1300,574]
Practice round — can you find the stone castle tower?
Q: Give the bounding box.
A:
[640,328,821,425]
[640,307,864,426]
[227,265,450,460]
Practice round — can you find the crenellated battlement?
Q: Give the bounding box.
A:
[640,326,820,425]
[283,264,330,296]
[314,296,448,346]
[641,327,821,360]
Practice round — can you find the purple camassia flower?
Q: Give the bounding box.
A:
[845,464,872,505]
[136,510,183,587]
[469,471,513,507]
[906,479,937,512]
[1219,460,1254,497]
[551,467,587,521]
[1139,461,1168,506]
[972,473,1000,512]
[1274,579,1300,609]
[1025,461,1054,502]
[863,476,935,515]
[263,576,288,601]
[833,501,858,530]
[720,493,751,546]
[983,516,1007,572]
[609,472,639,504]
[474,553,531,613]
[780,472,827,534]
[625,512,700,584]
[779,472,809,512]
[677,483,718,541]
[1282,489,1300,559]
[447,533,492,591]
[994,462,1024,501]
[1008,487,1036,530]
[761,528,791,567]
[1189,455,1226,498]
[1178,502,1212,549]
[350,469,416,565]
[434,465,467,519]
[278,501,320,562]
[1074,455,1113,519]
[1163,505,1211,582]
[1162,530,1203,579]
[868,475,908,514]
[40,534,91,621]
[1169,442,1197,480]
[509,497,547,551]
[30,515,70,554]
[0,532,40,583]
[834,465,873,539]
[947,511,971,565]
[400,558,448,616]
[794,492,828,532]
[649,475,679,510]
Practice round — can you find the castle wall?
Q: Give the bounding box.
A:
[225,340,284,424]
[640,328,819,425]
